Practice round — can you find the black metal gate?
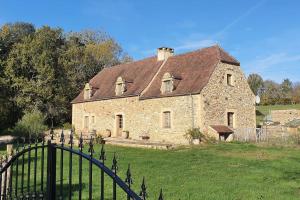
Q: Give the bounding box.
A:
[0,130,164,200]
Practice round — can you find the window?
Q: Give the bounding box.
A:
[84,83,92,100]
[163,80,172,93]
[115,77,126,96]
[162,111,171,128]
[91,116,95,124]
[116,83,123,95]
[227,112,234,128]
[84,116,89,129]
[227,74,233,86]
[161,73,174,94]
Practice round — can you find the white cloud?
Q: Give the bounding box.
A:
[244,53,300,73]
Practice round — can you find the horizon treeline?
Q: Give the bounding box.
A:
[247,74,300,105]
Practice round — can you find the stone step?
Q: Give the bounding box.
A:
[104,138,174,150]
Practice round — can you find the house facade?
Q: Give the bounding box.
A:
[72,45,256,144]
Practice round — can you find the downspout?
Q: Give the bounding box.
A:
[190,93,195,128]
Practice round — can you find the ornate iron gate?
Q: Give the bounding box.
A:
[0,130,164,200]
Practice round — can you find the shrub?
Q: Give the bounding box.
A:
[185,128,204,141]
[13,109,48,138]
[63,122,73,130]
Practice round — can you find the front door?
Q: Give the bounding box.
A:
[116,114,123,137]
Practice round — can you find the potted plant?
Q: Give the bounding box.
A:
[122,130,129,139]
[185,128,204,144]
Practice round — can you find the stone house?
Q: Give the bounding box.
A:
[72,45,256,144]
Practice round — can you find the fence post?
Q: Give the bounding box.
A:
[47,140,56,200]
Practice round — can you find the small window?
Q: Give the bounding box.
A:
[91,116,95,124]
[84,116,89,129]
[161,73,174,94]
[162,111,171,128]
[115,77,126,96]
[227,74,233,86]
[227,112,234,128]
[84,83,92,100]
[163,80,172,93]
[116,83,123,95]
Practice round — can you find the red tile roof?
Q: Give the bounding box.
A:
[72,45,240,103]
[210,125,233,133]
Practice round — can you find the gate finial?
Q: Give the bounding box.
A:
[68,129,74,148]
[158,188,164,200]
[60,129,65,146]
[99,144,106,161]
[111,153,118,173]
[88,136,94,156]
[78,132,84,151]
[125,164,133,185]
[140,177,147,200]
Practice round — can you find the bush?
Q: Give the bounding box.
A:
[185,128,204,141]
[63,122,73,130]
[13,110,48,138]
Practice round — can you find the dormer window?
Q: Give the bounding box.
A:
[115,77,126,96]
[161,73,174,94]
[84,83,92,100]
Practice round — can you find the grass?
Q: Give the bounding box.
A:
[256,104,300,125]
[2,142,300,199]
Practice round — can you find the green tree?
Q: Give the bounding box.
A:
[4,26,68,125]
[261,80,280,105]
[247,73,264,95]
[280,78,293,97]
[3,25,130,128]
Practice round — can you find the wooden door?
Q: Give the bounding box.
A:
[116,115,123,137]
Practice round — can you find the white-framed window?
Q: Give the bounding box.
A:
[84,116,89,129]
[115,77,126,96]
[162,111,171,128]
[161,73,174,94]
[84,83,92,100]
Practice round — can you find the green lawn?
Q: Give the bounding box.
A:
[256,104,300,125]
[2,143,300,199]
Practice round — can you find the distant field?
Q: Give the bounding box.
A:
[256,104,300,125]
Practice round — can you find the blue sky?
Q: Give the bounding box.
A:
[0,0,299,83]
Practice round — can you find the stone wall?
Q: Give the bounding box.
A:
[200,62,256,136]
[72,95,200,144]
[271,109,300,124]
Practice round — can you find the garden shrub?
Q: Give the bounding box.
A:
[13,109,48,138]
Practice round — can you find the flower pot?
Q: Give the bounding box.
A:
[192,138,200,145]
[121,131,129,139]
[99,129,111,138]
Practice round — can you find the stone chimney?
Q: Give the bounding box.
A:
[157,47,174,61]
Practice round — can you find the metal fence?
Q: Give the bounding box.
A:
[0,129,164,200]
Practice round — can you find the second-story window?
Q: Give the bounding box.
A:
[227,74,233,86]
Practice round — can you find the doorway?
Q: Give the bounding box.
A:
[116,114,123,137]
